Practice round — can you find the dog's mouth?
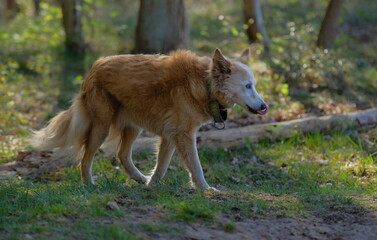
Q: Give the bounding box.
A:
[246,104,268,115]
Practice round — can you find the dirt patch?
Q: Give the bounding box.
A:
[185,213,377,240]
[101,200,377,240]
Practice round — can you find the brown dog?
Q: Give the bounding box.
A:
[32,48,268,191]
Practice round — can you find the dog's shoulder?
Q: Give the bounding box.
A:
[167,50,210,78]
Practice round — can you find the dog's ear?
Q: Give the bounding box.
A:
[238,48,251,64]
[212,48,231,74]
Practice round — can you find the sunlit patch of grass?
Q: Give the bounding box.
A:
[251,131,377,192]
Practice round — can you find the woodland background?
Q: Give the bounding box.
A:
[0,0,376,239]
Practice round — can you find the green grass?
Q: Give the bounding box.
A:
[221,222,237,233]
[1,129,376,239]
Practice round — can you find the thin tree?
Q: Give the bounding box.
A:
[34,0,41,17]
[317,0,345,49]
[0,1,3,22]
[3,0,19,21]
[60,0,86,54]
[135,0,189,54]
[242,0,271,46]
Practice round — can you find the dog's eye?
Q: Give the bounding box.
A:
[245,83,252,89]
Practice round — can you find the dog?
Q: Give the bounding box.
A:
[31,48,268,191]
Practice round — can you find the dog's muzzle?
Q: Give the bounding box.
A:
[247,103,268,115]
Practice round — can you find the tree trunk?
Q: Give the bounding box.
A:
[0,1,4,22]
[135,0,189,54]
[34,0,41,17]
[243,0,271,46]
[4,0,19,21]
[60,0,86,54]
[317,0,345,49]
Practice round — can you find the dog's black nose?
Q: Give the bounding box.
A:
[260,103,268,111]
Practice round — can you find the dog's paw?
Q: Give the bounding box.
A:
[192,181,220,193]
[195,183,221,193]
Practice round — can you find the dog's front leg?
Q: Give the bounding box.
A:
[173,133,218,191]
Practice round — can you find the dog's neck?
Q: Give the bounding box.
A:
[207,77,227,129]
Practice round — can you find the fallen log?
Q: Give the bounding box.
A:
[197,108,377,149]
[1,108,376,179]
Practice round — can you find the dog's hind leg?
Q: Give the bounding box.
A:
[80,87,116,185]
[117,126,147,184]
[81,123,110,184]
[148,138,175,185]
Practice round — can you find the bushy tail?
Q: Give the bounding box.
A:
[31,95,90,159]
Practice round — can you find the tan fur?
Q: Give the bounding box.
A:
[31,48,266,190]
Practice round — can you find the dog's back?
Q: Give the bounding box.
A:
[82,51,211,134]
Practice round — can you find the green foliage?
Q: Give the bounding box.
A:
[0,2,62,52]
[0,2,65,161]
[189,0,248,53]
[271,23,347,90]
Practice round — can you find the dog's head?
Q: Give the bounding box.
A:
[210,48,268,115]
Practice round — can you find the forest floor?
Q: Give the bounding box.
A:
[1,127,376,239]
